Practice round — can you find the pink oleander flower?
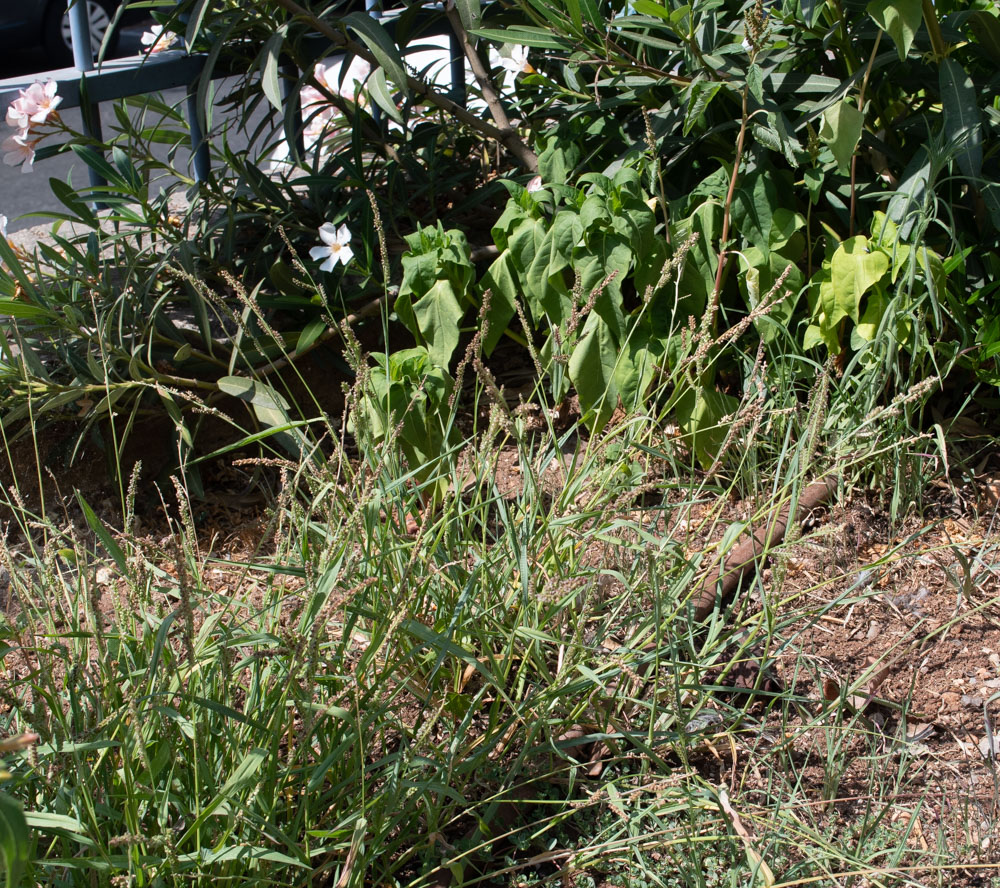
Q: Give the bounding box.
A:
[310,223,353,270]
[5,79,61,131]
[140,25,180,54]
[314,58,371,101]
[2,134,37,173]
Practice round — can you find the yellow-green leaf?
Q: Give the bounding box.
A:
[828,236,889,324]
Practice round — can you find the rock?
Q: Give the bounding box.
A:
[978,733,1000,759]
[939,692,961,711]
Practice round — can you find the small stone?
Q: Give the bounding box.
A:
[939,692,961,711]
[961,695,984,708]
[978,733,1000,759]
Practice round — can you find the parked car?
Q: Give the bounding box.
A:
[0,0,121,65]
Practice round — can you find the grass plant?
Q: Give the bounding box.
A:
[0,353,988,886]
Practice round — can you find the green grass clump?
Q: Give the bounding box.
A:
[0,383,970,888]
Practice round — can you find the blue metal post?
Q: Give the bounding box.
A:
[186,93,211,182]
[449,33,465,105]
[66,0,107,202]
[365,0,382,126]
[176,1,211,182]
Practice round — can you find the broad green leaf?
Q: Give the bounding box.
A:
[411,280,465,368]
[852,291,889,343]
[746,63,764,104]
[732,170,779,252]
[804,167,824,205]
[0,792,29,887]
[826,236,889,324]
[819,99,864,174]
[615,327,662,411]
[568,316,618,431]
[479,252,519,355]
[867,0,922,59]
[343,13,408,90]
[675,383,739,468]
[525,212,580,323]
[939,58,982,180]
[683,81,723,136]
[803,319,839,352]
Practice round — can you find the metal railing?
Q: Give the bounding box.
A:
[0,0,467,195]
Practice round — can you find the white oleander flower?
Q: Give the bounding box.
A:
[2,134,37,172]
[488,44,531,79]
[141,25,180,54]
[310,223,354,270]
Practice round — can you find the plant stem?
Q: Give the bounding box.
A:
[849,30,882,237]
[270,0,539,171]
[443,1,539,173]
[709,85,749,329]
[922,0,947,61]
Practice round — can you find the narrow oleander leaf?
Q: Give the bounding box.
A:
[939,58,982,181]
[260,29,286,112]
[454,0,481,29]
[343,13,408,91]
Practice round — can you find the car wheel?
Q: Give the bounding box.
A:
[43,0,120,66]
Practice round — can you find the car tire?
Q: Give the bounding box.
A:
[43,0,120,66]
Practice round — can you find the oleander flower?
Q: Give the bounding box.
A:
[314,57,371,100]
[0,215,7,239]
[5,79,61,131]
[488,44,532,80]
[141,25,180,54]
[310,223,354,270]
[2,134,37,172]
